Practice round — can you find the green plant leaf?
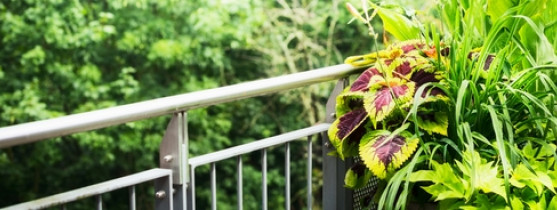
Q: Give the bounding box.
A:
[409,170,436,182]
[511,196,525,210]
[344,162,374,189]
[456,151,507,199]
[422,183,466,201]
[359,130,419,179]
[510,164,554,195]
[369,3,420,41]
[413,107,449,136]
[486,0,514,23]
[548,195,557,210]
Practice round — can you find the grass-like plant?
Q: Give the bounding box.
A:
[328,0,557,209]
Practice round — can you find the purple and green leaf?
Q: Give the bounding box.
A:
[364,79,415,125]
[335,90,365,116]
[328,108,368,159]
[359,130,419,179]
[350,67,383,92]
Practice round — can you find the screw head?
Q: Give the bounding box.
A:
[155,190,166,199]
[163,155,173,162]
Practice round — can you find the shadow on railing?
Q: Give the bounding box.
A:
[0,64,363,210]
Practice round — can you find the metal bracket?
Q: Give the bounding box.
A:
[160,112,187,184]
[159,112,189,209]
[322,78,354,210]
[154,174,173,210]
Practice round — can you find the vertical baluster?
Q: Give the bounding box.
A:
[97,194,103,210]
[211,163,217,210]
[262,149,268,210]
[129,186,136,210]
[307,136,313,210]
[285,143,291,210]
[190,167,196,210]
[237,156,243,210]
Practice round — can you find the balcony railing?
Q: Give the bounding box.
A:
[0,64,370,210]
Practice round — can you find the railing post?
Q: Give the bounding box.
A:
[322,78,353,210]
[159,112,189,210]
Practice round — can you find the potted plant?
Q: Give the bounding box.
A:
[328,0,557,209]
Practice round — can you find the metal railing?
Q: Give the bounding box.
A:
[0,64,363,209]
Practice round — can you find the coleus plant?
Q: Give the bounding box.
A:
[334,0,557,209]
[328,40,452,180]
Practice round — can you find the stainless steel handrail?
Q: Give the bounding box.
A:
[188,123,330,167]
[0,64,362,148]
[4,168,173,209]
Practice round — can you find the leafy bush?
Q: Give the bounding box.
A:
[0,0,374,209]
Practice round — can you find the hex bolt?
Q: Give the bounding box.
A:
[163,155,173,162]
[155,190,166,199]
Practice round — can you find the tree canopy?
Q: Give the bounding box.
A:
[0,0,374,208]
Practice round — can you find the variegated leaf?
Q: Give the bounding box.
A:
[359,130,419,179]
[364,78,415,125]
[350,67,383,92]
[328,108,368,159]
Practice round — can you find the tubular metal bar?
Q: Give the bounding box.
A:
[307,136,313,210]
[285,143,291,210]
[129,186,136,210]
[5,169,172,209]
[189,167,196,210]
[188,124,331,167]
[211,163,217,210]
[0,64,362,148]
[237,156,243,210]
[262,149,268,210]
[97,195,102,210]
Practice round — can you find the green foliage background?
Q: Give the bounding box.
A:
[0,0,373,208]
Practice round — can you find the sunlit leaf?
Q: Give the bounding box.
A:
[350,67,384,92]
[422,183,466,201]
[409,170,436,182]
[335,89,365,116]
[510,164,555,196]
[328,108,368,159]
[359,130,419,179]
[414,108,449,136]
[369,3,420,40]
[364,78,415,124]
